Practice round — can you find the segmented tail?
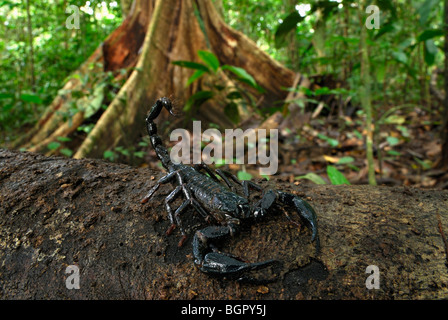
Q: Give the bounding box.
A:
[146,97,176,170]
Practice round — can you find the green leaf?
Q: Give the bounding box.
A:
[391,50,408,65]
[274,11,304,49]
[347,164,360,172]
[184,91,214,112]
[418,0,439,26]
[138,141,149,147]
[300,87,315,96]
[0,0,19,9]
[57,136,72,142]
[77,124,94,133]
[214,158,227,168]
[374,21,396,40]
[20,93,43,104]
[221,65,257,89]
[397,125,410,138]
[115,146,130,156]
[424,39,438,66]
[103,150,116,161]
[197,50,220,72]
[2,104,13,112]
[336,156,355,165]
[295,172,326,185]
[237,171,253,181]
[417,29,443,42]
[133,151,146,158]
[353,130,363,140]
[327,165,351,185]
[185,69,206,87]
[386,136,399,146]
[398,38,415,51]
[47,141,61,151]
[376,0,397,19]
[172,60,210,72]
[387,150,401,156]
[413,157,432,170]
[224,102,240,124]
[314,87,331,95]
[375,62,386,83]
[240,78,265,93]
[312,0,340,18]
[0,93,14,100]
[60,148,73,157]
[77,83,106,118]
[384,114,406,124]
[317,133,339,147]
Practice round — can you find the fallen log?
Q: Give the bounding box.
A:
[0,149,447,299]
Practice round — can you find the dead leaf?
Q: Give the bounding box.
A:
[423,140,441,158]
[323,155,340,163]
[257,286,269,294]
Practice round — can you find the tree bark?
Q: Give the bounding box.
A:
[1,149,447,299]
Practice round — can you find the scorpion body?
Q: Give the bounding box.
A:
[142,97,319,279]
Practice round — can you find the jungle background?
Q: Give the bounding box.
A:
[1,0,448,190]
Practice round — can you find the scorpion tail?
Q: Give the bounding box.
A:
[146,97,176,169]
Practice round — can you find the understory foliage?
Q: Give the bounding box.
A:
[0,0,446,187]
[224,0,443,105]
[0,0,122,141]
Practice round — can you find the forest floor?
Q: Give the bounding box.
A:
[140,107,447,190]
[4,98,444,190]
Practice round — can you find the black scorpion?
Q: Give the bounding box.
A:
[141,97,320,279]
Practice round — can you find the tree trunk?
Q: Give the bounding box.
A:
[120,0,134,17]
[25,0,36,95]
[14,0,154,155]
[1,149,447,299]
[441,0,448,169]
[15,0,305,160]
[359,1,377,186]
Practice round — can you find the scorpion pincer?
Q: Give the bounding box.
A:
[141,97,320,279]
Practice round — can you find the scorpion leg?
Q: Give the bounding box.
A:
[170,172,213,247]
[172,199,190,246]
[171,197,211,247]
[141,171,177,204]
[213,169,238,191]
[194,163,220,182]
[142,170,210,246]
[242,180,262,198]
[195,166,261,196]
[215,169,241,186]
[215,169,263,197]
[192,225,276,278]
[195,163,236,191]
[164,185,182,235]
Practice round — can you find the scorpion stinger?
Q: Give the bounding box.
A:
[142,97,320,279]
